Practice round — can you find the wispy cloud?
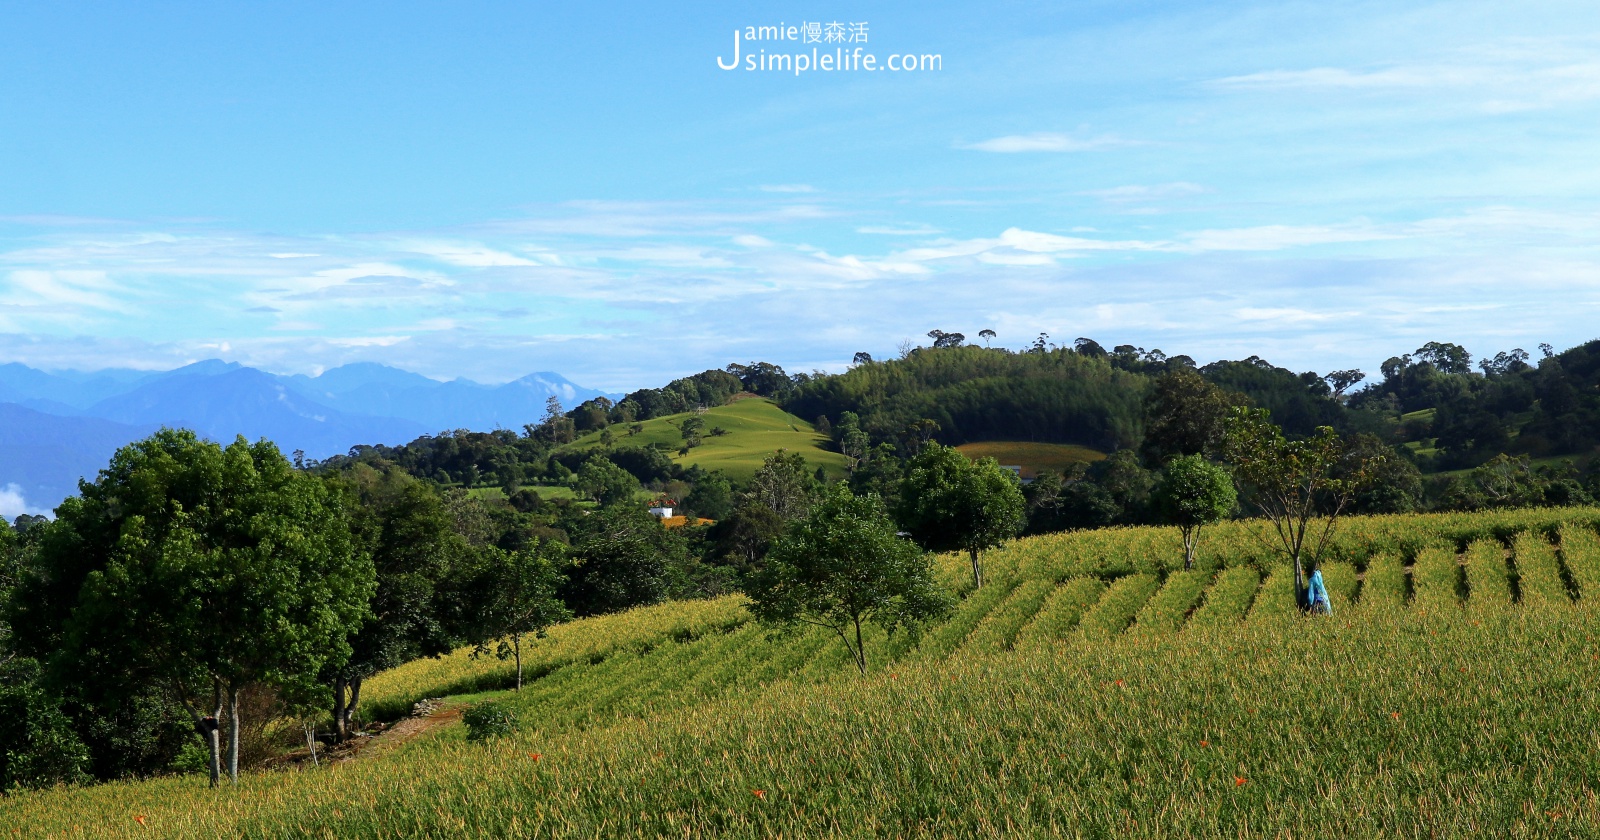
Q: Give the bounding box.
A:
[758,184,817,193]
[1208,39,1600,112]
[958,133,1142,153]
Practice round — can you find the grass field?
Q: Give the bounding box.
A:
[465,484,582,502]
[9,507,1600,837]
[954,440,1106,479]
[562,398,849,483]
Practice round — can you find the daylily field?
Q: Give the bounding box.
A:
[7,508,1600,838]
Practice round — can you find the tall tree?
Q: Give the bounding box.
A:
[743,451,820,523]
[747,485,951,674]
[8,430,372,786]
[895,444,1026,588]
[1152,455,1237,570]
[463,542,571,691]
[1222,408,1378,605]
[321,465,472,742]
[1142,367,1237,464]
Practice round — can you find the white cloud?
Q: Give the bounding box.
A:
[1234,307,1342,324]
[0,484,50,520]
[1082,183,1207,203]
[1183,224,1397,252]
[856,224,943,236]
[401,241,538,267]
[1208,41,1600,112]
[959,133,1142,153]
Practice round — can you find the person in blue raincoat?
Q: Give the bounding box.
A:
[1304,567,1331,615]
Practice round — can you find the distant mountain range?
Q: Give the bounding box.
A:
[0,361,616,516]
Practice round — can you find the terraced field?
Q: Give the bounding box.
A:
[10,507,1600,838]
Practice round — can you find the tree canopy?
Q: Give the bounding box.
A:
[747,485,951,674]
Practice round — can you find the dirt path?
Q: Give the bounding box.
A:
[334,702,461,764]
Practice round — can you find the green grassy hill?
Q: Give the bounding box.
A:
[564,397,849,483]
[11,508,1600,837]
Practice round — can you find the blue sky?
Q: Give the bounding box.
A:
[1,0,1598,390]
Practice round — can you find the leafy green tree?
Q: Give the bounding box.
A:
[679,416,705,448]
[895,444,1026,588]
[464,542,571,691]
[747,485,951,674]
[560,503,684,616]
[575,456,640,505]
[1142,367,1237,464]
[1153,455,1237,570]
[1222,408,1378,605]
[321,465,473,742]
[684,470,734,521]
[6,430,373,787]
[743,451,820,523]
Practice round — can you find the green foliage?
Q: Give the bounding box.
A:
[1223,407,1377,584]
[326,464,473,683]
[574,456,640,505]
[895,444,1026,587]
[560,503,685,617]
[742,450,820,523]
[0,666,90,791]
[682,470,733,521]
[462,701,519,742]
[1142,367,1238,463]
[464,541,572,689]
[1153,455,1236,570]
[785,344,1150,451]
[9,509,1600,834]
[748,485,952,673]
[5,429,374,784]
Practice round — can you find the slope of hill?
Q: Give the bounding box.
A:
[0,403,157,513]
[8,508,1600,837]
[563,397,850,482]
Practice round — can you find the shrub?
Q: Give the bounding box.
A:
[462,702,519,742]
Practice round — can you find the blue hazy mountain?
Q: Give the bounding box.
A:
[0,360,617,513]
[0,403,158,513]
[278,365,616,432]
[86,367,430,460]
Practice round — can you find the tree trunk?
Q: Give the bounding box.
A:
[206,685,223,789]
[514,633,523,691]
[969,548,983,589]
[346,677,362,736]
[852,616,867,675]
[1183,526,1197,571]
[304,721,318,767]
[227,684,240,784]
[332,676,348,743]
[1294,555,1306,611]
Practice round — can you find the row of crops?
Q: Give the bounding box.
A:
[356,509,1600,737]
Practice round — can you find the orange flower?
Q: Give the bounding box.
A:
[1114,679,1125,687]
[134,815,148,827]
[752,789,766,799]
[529,753,543,761]
[1199,740,1209,748]
[1391,712,1401,720]
[1234,777,1247,787]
